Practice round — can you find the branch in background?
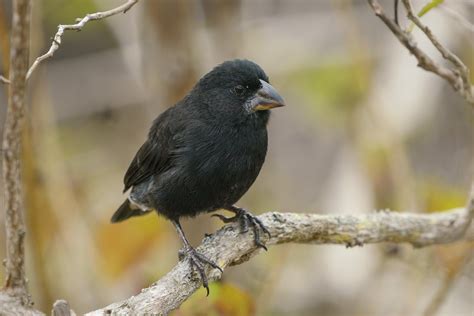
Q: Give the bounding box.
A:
[401,0,473,101]
[1,1,141,314]
[394,0,399,25]
[0,74,9,84]
[367,0,474,106]
[423,248,473,316]
[86,207,472,315]
[2,0,31,296]
[25,0,139,79]
[0,0,43,315]
[422,183,474,316]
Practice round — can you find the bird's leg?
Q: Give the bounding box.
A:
[213,206,271,250]
[172,219,222,295]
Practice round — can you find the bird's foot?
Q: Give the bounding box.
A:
[212,206,270,250]
[178,246,222,296]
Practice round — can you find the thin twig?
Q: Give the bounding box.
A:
[86,207,471,315]
[367,0,474,106]
[394,0,399,26]
[423,249,473,316]
[25,0,139,79]
[0,74,9,84]
[401,0,473,102]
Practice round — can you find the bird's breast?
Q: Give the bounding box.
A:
[197,124,266,170]
[150,121,268,217]
[183,122,267,196]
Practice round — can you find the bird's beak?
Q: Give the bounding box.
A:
[251,80,286,111]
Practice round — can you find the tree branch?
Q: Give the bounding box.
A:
[1,1,141,315]
[25,0,139,80]
[0,74,9,84]
[0,1,471,315]
[367,0,474,106]
[2,0,31,298]
[0,1,44,315]
[87,207,472,315]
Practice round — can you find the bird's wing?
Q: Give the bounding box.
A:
[123,141,162,192]
[122,109,177,192]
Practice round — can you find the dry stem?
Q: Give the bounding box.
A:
[367,0,474,106]
[25,0,139,79]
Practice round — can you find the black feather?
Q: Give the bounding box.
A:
[114,59,280,221]
[111,59,285,294]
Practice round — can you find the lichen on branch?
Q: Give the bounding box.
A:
[87,206,472,316]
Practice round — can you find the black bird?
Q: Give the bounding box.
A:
[111,59,285,293]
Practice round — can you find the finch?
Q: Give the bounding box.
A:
[111,59,285,293]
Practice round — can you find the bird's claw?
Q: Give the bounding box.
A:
[180,246,222,296]
[242,212,270,251]
[211,213,238,223]
[214,207,271,250]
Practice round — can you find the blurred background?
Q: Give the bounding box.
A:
[0,0,473,315]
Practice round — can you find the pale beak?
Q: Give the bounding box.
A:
[251,80,286,111]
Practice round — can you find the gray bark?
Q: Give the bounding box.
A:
[87,207,472,315]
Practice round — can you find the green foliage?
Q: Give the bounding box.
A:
[42,0,98,25]
[287,60,370,125]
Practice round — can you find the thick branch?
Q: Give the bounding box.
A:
[25,0,139,79]
[87,207,472,315]
[367,0,474,106]
[2,0,31,300]
[0,0,43,315]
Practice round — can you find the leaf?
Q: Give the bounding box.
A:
[417,0,444,18]
[407,0,444,33]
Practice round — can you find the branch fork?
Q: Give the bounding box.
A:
[367,0,474,106]
[25,0,139,79]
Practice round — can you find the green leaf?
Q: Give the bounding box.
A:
[407,0,444,33]
[417,0,444,18]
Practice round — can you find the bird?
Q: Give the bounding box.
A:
[111,59,285,294]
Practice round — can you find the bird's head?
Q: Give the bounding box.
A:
[194,59,286,122]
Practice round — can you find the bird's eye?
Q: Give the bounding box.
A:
[234,85,245,95]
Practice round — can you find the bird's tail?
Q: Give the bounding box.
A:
[111,199,151,223]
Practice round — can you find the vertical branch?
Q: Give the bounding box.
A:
[2,0,31,303]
